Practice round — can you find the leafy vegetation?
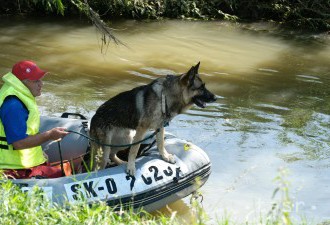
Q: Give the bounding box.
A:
[0,0,329,32]
[0,169,312,225]
[0,178,178,225]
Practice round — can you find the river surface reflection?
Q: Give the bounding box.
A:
[0,17,329,223]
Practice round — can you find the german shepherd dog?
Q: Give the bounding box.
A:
[90,62,216,176]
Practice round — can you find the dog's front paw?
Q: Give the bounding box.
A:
[162,151,176,164]
[126,163,136,176]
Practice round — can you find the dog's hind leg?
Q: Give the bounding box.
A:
[157,127,176,164]
[110,128,134,165]
[91,128,112,171]
[92,142,110,171]
[90,128,106,171]
[126,127,148,176]
[89,141,100,171]
[99,132,112,169]
[91,144,110,171]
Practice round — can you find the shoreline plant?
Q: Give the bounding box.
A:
[0,168,321,225]
[0,0,328,32]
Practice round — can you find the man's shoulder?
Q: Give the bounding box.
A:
[1,96,26,112]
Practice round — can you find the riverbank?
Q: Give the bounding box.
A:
[0,0,329,32]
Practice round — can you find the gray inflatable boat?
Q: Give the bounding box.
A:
[11,113,211,212]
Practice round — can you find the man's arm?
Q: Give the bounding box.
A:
[0,96,69,150]
[12,127,69,150]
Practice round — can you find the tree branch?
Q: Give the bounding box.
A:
[70,0,124,53]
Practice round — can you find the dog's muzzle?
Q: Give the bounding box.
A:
[193,92,217,108]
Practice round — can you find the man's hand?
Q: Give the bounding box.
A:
[47,127,69,141]
[12,127,69,150]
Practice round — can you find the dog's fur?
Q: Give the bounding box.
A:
[90,62,216,176]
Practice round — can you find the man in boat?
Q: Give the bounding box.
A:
[0,60,69,179]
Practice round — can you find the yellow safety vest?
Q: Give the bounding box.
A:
[0,72,46,169]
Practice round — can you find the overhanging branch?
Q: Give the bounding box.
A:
[70,0,124,52]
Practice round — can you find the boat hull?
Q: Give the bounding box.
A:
[10,115,211,212]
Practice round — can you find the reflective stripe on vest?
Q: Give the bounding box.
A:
[0,136,8,149]
[0,72,47,169]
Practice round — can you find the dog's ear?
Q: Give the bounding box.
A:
[180,62,200,85]
[194,61,200,75]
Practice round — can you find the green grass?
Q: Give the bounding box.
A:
[0,176,178,225]
[0,170,316,225]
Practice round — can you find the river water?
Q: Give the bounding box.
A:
[0,17,329,223]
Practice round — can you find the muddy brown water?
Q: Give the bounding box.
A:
[0,17,329,223]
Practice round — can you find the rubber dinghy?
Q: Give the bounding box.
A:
[11,113,211,212]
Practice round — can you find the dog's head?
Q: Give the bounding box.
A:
[180,62,217,108]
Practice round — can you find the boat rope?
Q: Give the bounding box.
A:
[65,128,160,148]
[52,128,161,171]
[57,141,65,176]
[54,117,167,173]
[50,139,158,168]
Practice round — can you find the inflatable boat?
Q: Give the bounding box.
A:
[10,113,211,212]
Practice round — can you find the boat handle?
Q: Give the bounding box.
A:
[61,112,87,120]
